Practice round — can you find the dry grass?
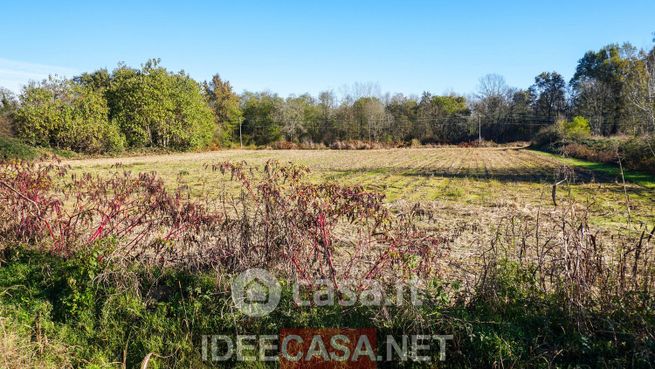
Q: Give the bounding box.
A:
[2,149,654,367]
[55,147,655,284]
[63,147,655,229]
[0,314,72,369]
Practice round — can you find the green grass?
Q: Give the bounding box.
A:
[64,148,655,230]
[0,135,79,160]
[0,135,40,160]
[2,246,653,368]
[533,149,655,189]
[2,147,655,367]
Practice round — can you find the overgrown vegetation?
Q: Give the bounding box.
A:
[0,159,653,367]
[533,126,655,175]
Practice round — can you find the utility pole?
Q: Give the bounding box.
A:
[478,116,482,143]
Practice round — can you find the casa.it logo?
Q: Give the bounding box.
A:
[231,268,424,317]
[231,268,282,317]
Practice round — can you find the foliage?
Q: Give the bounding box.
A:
[570,43,655,135]
[108,59,214,150]
[240,91,283,145]
[529,71,567,120]
[0,135,40,160]
[1,181,654,367]
[0,87,17,136]
[1,38,655,154]
[532,127,655,175]
[558,116,591,139]
[13,78,124,153]
[204,74,242,147]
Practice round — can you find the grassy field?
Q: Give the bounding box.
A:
[3,147,655,368]
[66,147,655,229]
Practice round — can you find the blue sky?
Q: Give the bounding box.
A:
[1,0,653,96]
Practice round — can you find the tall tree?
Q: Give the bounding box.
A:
[624,44,655,133]
[240,91,283,145]
[570,43,635,134]
[529,72,567,121]
[204,74,242,146]
[386,93,417,142]
[315,90,336,143]
[108,59,214,150]
[416,93,469,143]
[474,74,512,123]
[0,87,18,136]
[352,97,386,141]
[277,94,317,142]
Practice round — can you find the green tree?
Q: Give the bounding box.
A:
[529,72,567,121]
[624,45,655,133]
[204,74,242,147]
[240,91,283,145]
[14,77,124,153]
[107,59,214,150]
[277,94,319,142]
[386,94,417,142]
[74,69,111,91]
[570,43,635,134]
[352,97,387,141]
[0,87,18,136]
[417,93,469,143]
[314,90,337,143]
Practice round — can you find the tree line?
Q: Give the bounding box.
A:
[0,38,653,153]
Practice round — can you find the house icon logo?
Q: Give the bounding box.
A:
[231,268,281,317]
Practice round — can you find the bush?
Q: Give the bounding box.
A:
[558,116,591,139]
[621,135,655,174]
[328,140,403,150]
[14,78,125,154]
[1,195,654,367]
[0,115,12,137]
[0,135,40,160]
[561,142,619,163]
[270,140,297,149]
[531,124,562,148]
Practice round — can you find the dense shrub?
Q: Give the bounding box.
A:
[1,166,654,367]
[533,121,655,175]
[0,115,11,137]
[0,136,40,160]
[621,136,655,174]
[558,115,591,139]
[560,142,618,163]
[531,124,562,148]
[328,140,405,150]
[13,78,125,153]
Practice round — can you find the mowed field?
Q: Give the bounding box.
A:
[65,147,655,231]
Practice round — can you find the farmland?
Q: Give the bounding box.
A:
[67,147,655,228]
[64,146,655,282]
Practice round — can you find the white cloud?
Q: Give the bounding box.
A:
[0,58,78,93]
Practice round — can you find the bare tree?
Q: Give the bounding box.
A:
[339,82,381,101]
[625,48,655,133]
[474,74,512,122]
[477,74,510,99]
[573,79,613,135]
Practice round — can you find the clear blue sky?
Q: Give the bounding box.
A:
[1,0,653,96]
